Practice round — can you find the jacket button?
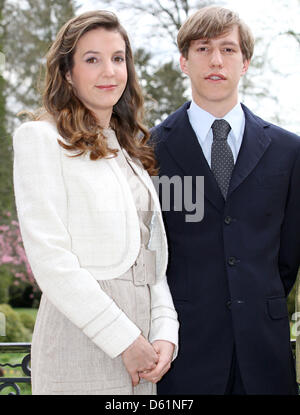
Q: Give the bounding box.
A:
[224,216,232,225]
[228,257,237,266]
[226,300,232,310]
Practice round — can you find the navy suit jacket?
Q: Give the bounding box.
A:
[152,102,300,394]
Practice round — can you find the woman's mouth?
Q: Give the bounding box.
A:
[96,85,117,90]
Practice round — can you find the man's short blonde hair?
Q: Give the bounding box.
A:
[177,6,254,61]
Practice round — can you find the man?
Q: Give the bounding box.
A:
[152,6,300,394]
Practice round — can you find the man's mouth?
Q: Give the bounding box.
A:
[205,74,226,81]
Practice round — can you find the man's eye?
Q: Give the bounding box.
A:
[86,57,97,64]
[197,47,208,52]
[224,48,234,53]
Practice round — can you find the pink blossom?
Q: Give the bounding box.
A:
[2,254,14,263]
[0,213,39,296]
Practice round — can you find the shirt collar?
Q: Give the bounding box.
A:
[188,100,245,144]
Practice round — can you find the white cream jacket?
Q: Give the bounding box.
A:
[13,121,179,358]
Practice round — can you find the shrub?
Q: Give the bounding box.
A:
[0,304,31,342]
[288,284,296,320]
[18,312,35,332]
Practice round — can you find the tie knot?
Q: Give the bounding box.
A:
[211,119,231,141]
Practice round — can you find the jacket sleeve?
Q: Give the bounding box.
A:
[13,121,141,358]
[278,144,300,296]
[149,276,179,360]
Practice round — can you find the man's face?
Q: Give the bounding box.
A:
[180,25,250,116]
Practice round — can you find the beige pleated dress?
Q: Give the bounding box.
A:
[31,129,157,395]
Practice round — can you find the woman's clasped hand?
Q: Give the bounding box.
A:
[122,336,175,385]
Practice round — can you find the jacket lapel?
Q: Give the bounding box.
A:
[161,103,224,212]
[121,148,162,212]
[227,104,272,197]
[119,148,168,276]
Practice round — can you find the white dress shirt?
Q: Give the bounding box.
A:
[187,100,245,166]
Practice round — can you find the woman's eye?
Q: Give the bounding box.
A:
[86,57,97,64]
[113,56,125,63]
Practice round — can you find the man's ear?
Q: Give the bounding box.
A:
[180,55,189,76]
[241,59,250,76]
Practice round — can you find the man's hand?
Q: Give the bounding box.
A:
[121,335,159,386]
[138,340,175,383]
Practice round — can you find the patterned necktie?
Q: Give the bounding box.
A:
[211,119,234,199]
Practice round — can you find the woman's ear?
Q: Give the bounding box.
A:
[65,71,72,84]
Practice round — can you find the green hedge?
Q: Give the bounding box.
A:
[0,303,32,342]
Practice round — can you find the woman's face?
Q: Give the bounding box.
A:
[66,27,128,126]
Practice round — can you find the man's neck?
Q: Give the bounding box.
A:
[192,96,239,118]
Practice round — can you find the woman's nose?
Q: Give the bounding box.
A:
[102,60,115,77]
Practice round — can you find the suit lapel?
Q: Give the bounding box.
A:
[227,105,272,197]
[161,103,224,212]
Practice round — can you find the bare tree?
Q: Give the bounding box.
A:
[285,30,300,46]
[97,0,217,46]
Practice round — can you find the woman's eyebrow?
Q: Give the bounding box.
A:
[83,49,125,56]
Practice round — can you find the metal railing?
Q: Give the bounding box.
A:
[0,343,31,395]
[0,340,297,395]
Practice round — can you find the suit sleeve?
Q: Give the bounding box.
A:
[13,122,141,358]
[278,144,300,296]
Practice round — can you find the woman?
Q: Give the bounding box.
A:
[13,11,179,395]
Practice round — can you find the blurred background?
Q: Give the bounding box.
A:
[0,0,299,394]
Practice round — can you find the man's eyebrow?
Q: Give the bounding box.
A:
[194,39,239,47]
[219,41,239,47]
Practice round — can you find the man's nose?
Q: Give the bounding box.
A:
[209,49,223,67]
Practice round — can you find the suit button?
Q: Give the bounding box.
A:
[226,300,232,310]
[228,257,237,266]
[224,216,232,225]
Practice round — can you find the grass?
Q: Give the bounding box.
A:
[14,307,38,319]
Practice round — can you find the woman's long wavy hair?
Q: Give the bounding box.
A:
[34,11,157,175]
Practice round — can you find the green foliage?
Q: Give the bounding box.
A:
[0,0,13,218]
[287,283,296,320]
[134,48,187,126]
[0,266,12,303]
[0,303,31,342]
[0,0,77,306]
[287,268,300,323]
[295,268,300,314]
[18,311,35,332]
[3,0,78,129]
